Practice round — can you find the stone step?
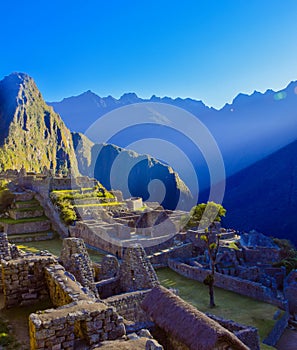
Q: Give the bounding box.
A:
[12,191,34,202]
[14,199,39,209]
[0,217,51,235]
[7,231,54,243]
[8,207,44,220]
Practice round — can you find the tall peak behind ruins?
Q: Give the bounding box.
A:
[0,72,79,174]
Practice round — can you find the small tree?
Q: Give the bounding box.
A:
[184,201,226,308]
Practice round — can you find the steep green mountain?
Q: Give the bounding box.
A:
[0,73,79,174]
[222,139,297,246]
[72,132,194,210]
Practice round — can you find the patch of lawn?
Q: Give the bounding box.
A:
[157,268,278,350]
[18,238,106,262]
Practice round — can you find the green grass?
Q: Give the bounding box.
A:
[0,216,48,224]
[18,237,106,262]
[157,268,278,350]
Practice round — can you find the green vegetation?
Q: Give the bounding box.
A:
[0,180,14,212]
[157,268,278,350]
[183,201,226,230]
[0,74,80,174]
[273,238,297,274]
[182,202,227,308]
[50,187,116,225]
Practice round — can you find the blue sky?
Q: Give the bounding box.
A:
[1,0,297,108]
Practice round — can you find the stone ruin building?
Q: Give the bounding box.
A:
[0,232,264,350]
[1,173,297,348]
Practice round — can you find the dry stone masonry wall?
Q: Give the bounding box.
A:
[2,255,56,308]
[59,237,98,297]
[119,245,159,292]
[29,300,125,350]
[44,263,95,307]
[168,259,285,308]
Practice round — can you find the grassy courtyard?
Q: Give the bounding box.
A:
[157,268,279,349]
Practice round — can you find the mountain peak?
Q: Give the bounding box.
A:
[0,72,33,92]
[119,92,139,102]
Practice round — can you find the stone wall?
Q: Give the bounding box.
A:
[0,232,11,261]
[148,243,192,268]
[29,300,125,350]
[207,314,260,350]
[69,221,125,258]
[34,191,69,238]
[59,237,98,297]
[8,208,44,220]
[119,245,159,293]
[44,264,94,307]
[3,220,51,235]
[168,259,285,308]
[284,270,297,315]
[96,277,121,299]
[105,290,151,325]
[263,304,290,347]
[243,247,280,264]
[1,255,56,308]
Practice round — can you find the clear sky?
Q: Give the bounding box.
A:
[1,0,297,108]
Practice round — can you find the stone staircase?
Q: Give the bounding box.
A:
[0,190,53,243]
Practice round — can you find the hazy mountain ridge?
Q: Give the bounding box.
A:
[48,91,211,132]
[49,81,297,187]
[222,138,297,245]
[72,132,194,210]
[0,73,79,174]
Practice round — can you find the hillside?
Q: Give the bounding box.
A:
[222,139,297,245]
[0,73,79,174]
[72,132,194,210]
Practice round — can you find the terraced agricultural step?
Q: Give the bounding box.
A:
[8,207,44,220]
[8,231,54,243]
[12,191,34,202]
[14,199,40,209]
[0,217,51,235]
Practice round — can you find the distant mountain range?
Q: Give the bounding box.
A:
[1,72,297,244]
[49,82,297,193]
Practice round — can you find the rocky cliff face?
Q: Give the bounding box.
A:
[72,132,193,210]
[0,73,79,174]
